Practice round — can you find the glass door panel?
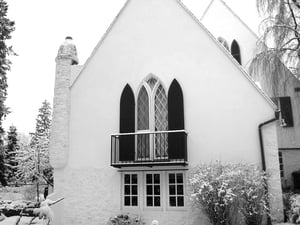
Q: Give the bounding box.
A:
[137,86,150,160]
[154,85,168,159]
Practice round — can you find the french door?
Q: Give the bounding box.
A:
[136,77,168,160]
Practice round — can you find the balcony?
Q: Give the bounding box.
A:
[111,130,188,168]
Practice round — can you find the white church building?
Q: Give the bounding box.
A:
[49,0,284,225]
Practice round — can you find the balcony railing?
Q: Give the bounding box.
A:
[111,130,187,168]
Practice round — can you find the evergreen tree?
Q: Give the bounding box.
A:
[5,125,19,183]
[15,137,35,184]
[30,100,52,146]
[0,0,15,186]
[251,0,300,80]
[16,101,53,186]
[0,147,7,186]
[30,100,53,185]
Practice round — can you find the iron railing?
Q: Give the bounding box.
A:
[111,130,187,167]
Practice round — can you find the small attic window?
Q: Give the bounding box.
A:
[231,40,241,65]
[279,96,294,127]
[217,37,229,51]
[271,96,294,127]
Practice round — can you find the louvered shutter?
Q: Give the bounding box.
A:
[231,40,241,65]
[119,84,135,161]
[168,79,185,159]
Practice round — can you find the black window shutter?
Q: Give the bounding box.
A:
[168,79,185,159]
[231,40,241,65]
[119,84,135,161]
[279,96,294,127]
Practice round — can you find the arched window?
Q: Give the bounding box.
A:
[231,39,241,65]
[119,84,135,161]
[217,37,229,51]
[136,76,168,159]
[137,85,150,158]
[154,84,168,157]
[137,86,149,130]
[118,77,185,163]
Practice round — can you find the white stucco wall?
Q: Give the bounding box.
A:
[69,0,275,167]
[277,74,300,148]
[52,0,282,224]
[201,0,258,69]
[263,122,283,222]
[70,65,83,85]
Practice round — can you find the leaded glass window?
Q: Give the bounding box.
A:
[136,77,169,160]
[147,77,157,90]
[154,84,168,158]
[137,86,150,158]
[137,86,149,130]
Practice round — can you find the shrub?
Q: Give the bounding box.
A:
[234,165,268,225]
[190,162,269,225]
[286,193,300,223]
[107,214,145,225]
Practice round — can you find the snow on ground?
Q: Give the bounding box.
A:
[0,216,44,225]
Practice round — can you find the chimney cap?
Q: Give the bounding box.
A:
[56,36,79,64]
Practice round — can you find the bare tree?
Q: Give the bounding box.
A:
[251,0,300,80]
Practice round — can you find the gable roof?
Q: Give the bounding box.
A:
[200,0,259,39]
[202,0,300,83]
[70,0,277,111]
[70,0,130,88]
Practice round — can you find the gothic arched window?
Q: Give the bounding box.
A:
[231,39,241,65]
[217,37,229,51]
[118,77,185,163]
[136,76,168,159]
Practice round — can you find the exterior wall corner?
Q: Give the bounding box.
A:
[263,121,284,222]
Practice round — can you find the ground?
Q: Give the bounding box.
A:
[0,186,46,225]
[0,216,44,225]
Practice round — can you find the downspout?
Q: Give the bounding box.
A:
[258,110,280,225]
[258,110,280,171]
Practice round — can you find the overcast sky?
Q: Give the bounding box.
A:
[4,0,260,134]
